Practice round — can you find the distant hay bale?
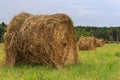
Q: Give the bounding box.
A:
[96,39,105,47]
[4,12,78,68]
[78,37,96,50]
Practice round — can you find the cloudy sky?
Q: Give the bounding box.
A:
[0,0,120,26]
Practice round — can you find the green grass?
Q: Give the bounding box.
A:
[0,44,120,80]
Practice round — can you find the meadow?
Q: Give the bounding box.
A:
[0,43,120,80]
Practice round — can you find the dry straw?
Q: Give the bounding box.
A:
[78,37,96,50]
[95,39,105,47]
[4,12,78,68]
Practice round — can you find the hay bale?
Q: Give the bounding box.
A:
[96,39,105,47]
[4,12,78,68]
[78,37,96,50]
[4,12,33,66]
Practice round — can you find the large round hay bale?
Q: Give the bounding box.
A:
[4,12,78,68]
[96,39,105,47]
[78,37,96,50]
[4,12,32,66]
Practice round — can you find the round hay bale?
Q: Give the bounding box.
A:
[4,12,32,66]
[96,39,105,47]
[89,37,96,50]
[4,13,78,68]
[78,37,96,50]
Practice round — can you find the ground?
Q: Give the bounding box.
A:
[0,43,120,80]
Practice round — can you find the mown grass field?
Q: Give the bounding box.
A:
[0,43,120,80]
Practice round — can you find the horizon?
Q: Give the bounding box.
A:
[0,0,120,27]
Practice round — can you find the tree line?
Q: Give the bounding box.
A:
[0,22,6,42]
[75,26,120,42]
[0,22,120,43]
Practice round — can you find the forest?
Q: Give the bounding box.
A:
[0,22,120,43]
[75,26,120,42]
[0,22,6,42]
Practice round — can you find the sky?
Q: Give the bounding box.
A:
[0,0,120,27]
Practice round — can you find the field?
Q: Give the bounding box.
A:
[0,44,120,80]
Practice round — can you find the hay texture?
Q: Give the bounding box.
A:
[4,12,78,68]
[96,39,105,47]
[78,37,96,50]
[4,12,32,66]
